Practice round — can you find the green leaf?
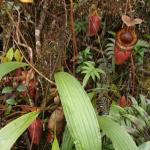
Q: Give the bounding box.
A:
[107,31,116,37]
[2,86,13,93]
[105,47,114,51]
[5,105,12,115]
[62,127,74,150]
[98,116,138,150]
[81,61,105,87]
[135,40,150,48]
[106,51,114,56]
[94,71,100,79]
[81,66,90,72]
[133,106,149,123]
[17,84,27,92]
[6,48,14,61]
[110,104,126,115]
[0,112,39,150]
[0,62,28,80]
[97,68,105,75]
[143,34,150,39]
[108,38,115,43]
[81,70,89,74]
[6,98,17,105]
[14,49,22,62]
[128,96,138,106]
[55,72,101,150]
[82,74,90,88]
[0,56,9,63]
[105,43,115,48]
[91,72,96,81]
[87,92,95,100]
[52,136,60,150]
[138,141,150,150]
[110,84,121,98]
[139,94,147,110]
[123,114,145,129]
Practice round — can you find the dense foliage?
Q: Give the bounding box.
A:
[0,0,150,150]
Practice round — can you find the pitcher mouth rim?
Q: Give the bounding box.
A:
[116,28,138,50]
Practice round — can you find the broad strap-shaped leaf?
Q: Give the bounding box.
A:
[0,112,39,150]
[122,114,145,129]
[98,116,138,150]
[138,141,150,150]
[110,104,126,115]
[0,61,28,80]
[55,72,101,150]
[62,126,74,150]
[133,106,149,123]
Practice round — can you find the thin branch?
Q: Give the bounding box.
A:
[130,53,136,96]
[35,0,50,56]
[70,0,78,73]
[62,0,72,74]
[6,10,33,64]
[6,10,55,85]
[14,39,55,85]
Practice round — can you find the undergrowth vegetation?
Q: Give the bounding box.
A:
[0,0,150,150]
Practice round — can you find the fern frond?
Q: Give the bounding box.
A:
[135,40,150,48]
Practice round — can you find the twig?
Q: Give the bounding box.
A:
[130,53,136,96]
[6,9,55,85]
[70,0,78,74]
[35,0,50,56]
[14,34,55,85]
[139,69,150,76]
[96,34,105,59]
[125,0,129,15]
[62,0,72,74]
[14,39,55,85]
[6,9,33,64]
[3,75,25,82]
[62,0,67,28]
[122,0,129,28]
